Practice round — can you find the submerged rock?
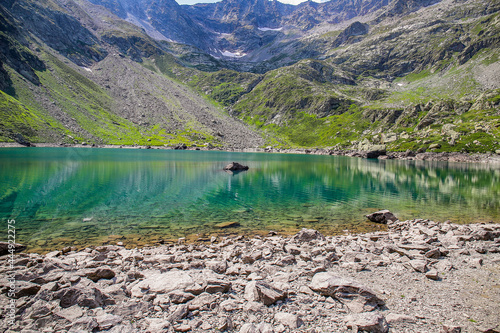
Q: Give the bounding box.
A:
[366,210,398,224]
[0,242,26,256]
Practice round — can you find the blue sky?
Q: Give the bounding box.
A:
[177,0,327,5]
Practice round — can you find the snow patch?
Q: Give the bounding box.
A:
[258,27,283,32]
[221,50,247,58]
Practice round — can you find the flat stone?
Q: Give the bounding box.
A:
[309,272,384,313]
[130,270,193,297]
[409,259,428,273]
[386,313,417,324]
[169,290,196,304]
[215,221,240,228]
[96,314,122,330]
[345,312,389,333]
[274,312,303,329]
[54,305,84,322]
[425,269,440,280]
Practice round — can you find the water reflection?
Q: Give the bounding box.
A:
[0,148,498,252]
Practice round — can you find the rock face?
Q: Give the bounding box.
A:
[223,162,249,171]
[1,220,499,332]
[366,210,398,224]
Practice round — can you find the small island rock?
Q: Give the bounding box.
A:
[223,162,249,171]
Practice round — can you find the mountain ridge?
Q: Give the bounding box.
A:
[0,0,499,153]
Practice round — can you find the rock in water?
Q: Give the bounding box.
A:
[366,210,398,224]
[223,162,249,171]
[0,242,26,256]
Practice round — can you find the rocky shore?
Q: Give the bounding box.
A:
[1,218,499,333]
[1,142,500,164]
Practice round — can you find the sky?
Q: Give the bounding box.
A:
[177,0,328,5]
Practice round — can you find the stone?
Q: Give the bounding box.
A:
[409,259,428,273]
[54,305,84,322]
[14,281,41,298]
[345,312,389,333]
[205,260,228,274]
[425,248,442,259]
[215,221,240,228]
[174,324,192,332]
[425,269,440,280]
[257,323,275,333]
[56,286,111,309]
[205,279,231,293]
[147,319,171,332]
[292,228,326,242]
[244,280,287,306]
[274,312,303,329]
[0,242,26,256]
[84,267,116,282]
[70,317,99,332]
[220,299,242,312]
[223,162,249,171]
[385,313,417,324]
[96,314,122,330]
[309,272,384,312]
[187,292,217,311]
[240,323,259,333]
[168,304,188,323]
[130,270,193,297]
[169,290,196,304]
[366,210,398,224]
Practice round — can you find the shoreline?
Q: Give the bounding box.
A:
[1,219,499,332]
[1,142,500,164]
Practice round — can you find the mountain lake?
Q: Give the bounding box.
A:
[1,147,499,253]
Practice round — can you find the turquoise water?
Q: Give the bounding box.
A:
[1,147,499,252]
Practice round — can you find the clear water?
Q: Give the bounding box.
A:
[1,147,499,252]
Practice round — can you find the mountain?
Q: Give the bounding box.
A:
[0,0,263,148]
[0,0,499,153]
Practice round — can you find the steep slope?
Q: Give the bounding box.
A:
[0,0,264,147]
[86,0,215,52]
